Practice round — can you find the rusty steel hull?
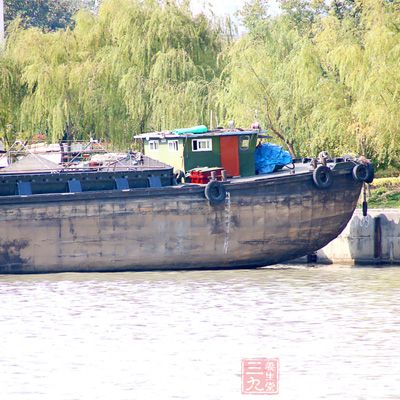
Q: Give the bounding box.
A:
[0,167,362,273]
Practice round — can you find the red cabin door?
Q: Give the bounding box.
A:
[220,136,240,177]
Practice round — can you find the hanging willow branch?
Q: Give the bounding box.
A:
[3,0,227,147]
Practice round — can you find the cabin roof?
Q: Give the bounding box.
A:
[135,128,270,140]
[0,152,172,174]
[2,153,63,173]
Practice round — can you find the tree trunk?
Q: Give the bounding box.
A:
[268,124,296,158]
[286,141,296,159]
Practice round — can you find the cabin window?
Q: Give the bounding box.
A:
[149,140,159,151]
[192,138,212,152]
[168,140,179,152]
[240,135,250,150]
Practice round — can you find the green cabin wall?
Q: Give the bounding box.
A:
[238,134,257,177]
[183,137,221,171]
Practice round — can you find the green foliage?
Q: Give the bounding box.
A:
[4,0,77,31]
[239,0,270,33]
[375,166,400,179]
[371,177,400,188]
[4,0,99,31]
[361,177,400,209]
[0,52,25,146]
[220,0,400,162]
[1,0,227,147]
[368,187,400,208]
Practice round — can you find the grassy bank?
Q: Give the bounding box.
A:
[368,177,400,208]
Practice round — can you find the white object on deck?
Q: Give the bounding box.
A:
[0,156,8,168]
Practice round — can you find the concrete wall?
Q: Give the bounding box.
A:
[315,208,400,265]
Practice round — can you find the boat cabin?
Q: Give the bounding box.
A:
[135,128,263,177]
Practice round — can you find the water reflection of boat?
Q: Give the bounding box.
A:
[0,129,373,273]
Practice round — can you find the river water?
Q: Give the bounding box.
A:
[0,265,399,400]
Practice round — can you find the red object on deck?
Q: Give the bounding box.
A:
[220,136,240,177]
[189,167,224,184]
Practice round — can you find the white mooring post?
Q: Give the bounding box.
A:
[0,0,4,46]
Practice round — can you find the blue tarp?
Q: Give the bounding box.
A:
[255,143,292,174]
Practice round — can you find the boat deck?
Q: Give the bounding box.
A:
[219,160,354,186]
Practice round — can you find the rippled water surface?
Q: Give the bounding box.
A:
[0,265,399,400]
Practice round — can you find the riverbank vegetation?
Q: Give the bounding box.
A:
[368,177,400,208]
[1,0,400,169]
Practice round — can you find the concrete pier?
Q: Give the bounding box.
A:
[312,209,400,265]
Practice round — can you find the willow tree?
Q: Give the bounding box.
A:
[0,53,24,147]
[4,0,228,147]
[218,0,362,158]
[216,15,313,157]
[348,0,400,165]
[313,0,400,165]
[219,0,400,163]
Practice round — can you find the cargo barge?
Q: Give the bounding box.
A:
[0,130,373,273]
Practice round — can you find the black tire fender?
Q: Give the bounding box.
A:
[365,163,374,184]
[313,165,333,189]
[205,180,226,204]
[362,200,368,217]
[352,164,369,182]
